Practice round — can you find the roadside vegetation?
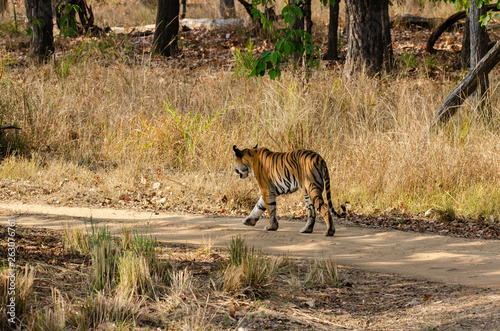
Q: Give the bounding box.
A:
[1,224,348,329]
[1,224,499,330]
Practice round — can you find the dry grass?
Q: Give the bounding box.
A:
[29,288,66,331]
[389,0,456,17]
[1,1,500,224]
[3,225,500,330]
[303,258,341,288]
[116,251,156,298]
[69,291,140,330]
[2,56,500,220]
[0,263,35,328]
[222,236,284,297]
[63,224,89,255]
[169,267,193,301]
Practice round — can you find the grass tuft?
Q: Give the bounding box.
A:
[0,263,35,328]
[70,292,138,331]
[29,288,66,331]
[63,225,89,255]
[303,258,342,288]
[222,236,282,297]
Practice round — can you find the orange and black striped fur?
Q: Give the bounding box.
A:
[233,145,346,236]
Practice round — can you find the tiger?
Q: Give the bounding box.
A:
[233,145,346,236]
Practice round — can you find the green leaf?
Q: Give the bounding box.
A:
[283,42,292,54]
[271,52,278,64]
[269,69,278,80]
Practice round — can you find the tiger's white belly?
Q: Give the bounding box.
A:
[273,177,301,195]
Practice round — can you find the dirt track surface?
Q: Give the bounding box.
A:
[1,202,499,289]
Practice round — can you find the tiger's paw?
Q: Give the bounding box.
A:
[264,225,278,231]
[324,229,335,237]
[300,227,313,234]
[242,217,258,226]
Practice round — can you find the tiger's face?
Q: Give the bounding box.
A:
[233,145,257,179]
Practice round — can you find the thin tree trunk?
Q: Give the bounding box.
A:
[289,0,312,63]
[469,2,489,114]
[0,0,7,15]
[324,0,340,60]
[459,16,470,68]
[152,0,180,57]
[180,0,186,19]
[431,41,500,127]
[291,0,312,35]
[55,0,97,35]
[25,0,54,60]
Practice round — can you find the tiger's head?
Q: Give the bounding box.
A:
[233,144,258,179]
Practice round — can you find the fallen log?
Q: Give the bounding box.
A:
[110,19,247,36]
[431,40,500,127]
[390,14,440,29]
[427,3,500,54]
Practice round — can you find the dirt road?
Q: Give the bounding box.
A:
[1,202,499,289]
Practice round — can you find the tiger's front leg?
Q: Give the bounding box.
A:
[263,193,279,231]
[242,196,266,226]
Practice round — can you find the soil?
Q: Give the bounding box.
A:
[1,202,500,329]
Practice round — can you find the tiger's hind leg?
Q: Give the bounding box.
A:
[243,196,266,226]
[300,192,316,233]
[319,206,335,237]
[308,187,335,236]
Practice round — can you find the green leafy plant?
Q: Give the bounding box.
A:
[248,0,335,79]
[401,52,417,69]
[58,3,81,39]
[232,39,258,77]
[26,17,43,38]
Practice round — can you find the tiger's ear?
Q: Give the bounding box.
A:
[253,144,258,149]
[233,145,244,158]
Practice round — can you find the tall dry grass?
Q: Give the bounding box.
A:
[2,50,500,220]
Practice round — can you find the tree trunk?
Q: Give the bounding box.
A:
[291,0,312,35]
[324,0,340,60]
[180,0,186,19]
[459,16,470,68]
[427,3,498,55]
[469,2,489,113]
[431,41,500,127]
[220,0,235,18]
[0,0,7,16]
[55,0,98,36]
[344,0,392,76]
[152,0,180,57]
[25,0,54,60]
[289,0,312,63]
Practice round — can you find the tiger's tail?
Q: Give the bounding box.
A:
[323,162,346,218]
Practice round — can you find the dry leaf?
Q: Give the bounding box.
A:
[229,307,236,319]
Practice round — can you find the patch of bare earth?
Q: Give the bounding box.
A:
[1,225,499,330]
